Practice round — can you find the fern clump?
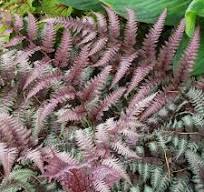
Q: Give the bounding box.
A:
[0,7,203,192]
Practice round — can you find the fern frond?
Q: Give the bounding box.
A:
[0,113,31,147]
[105,7,120,39]
[26,70,62,100]
[186,87,204,115]
[44,16,95,32]
[57,105,86,122]
[174,27,200,84]
[102,158,131,184]
[126,65,152,95]
[93,45,120,67]
[79,66,111,102]
[4,36,25,48]
[112,140,140,158]
[124,9,137,51]
[88,37,108,56]
[75,130,96,158]
[94,180,111,192]
[140,92,166,120]
[111,53,137,87]
[95,12,107,35]
[54,30,72,67]
[42,24,56,53]
[27,13,38,41]
[65,47,89,84]
[91,87,126,120]
[24,148,44,173]
[142,9,167,62]
[13,15,23,32]
[0,143,17,176]
[156,19,185,73]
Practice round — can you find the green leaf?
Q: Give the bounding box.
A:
[185,0,204,37]
[58,0,103,11]
[41,0,73,16]
[100,0,191,25]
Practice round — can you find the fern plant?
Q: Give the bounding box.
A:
[0,6,203,192]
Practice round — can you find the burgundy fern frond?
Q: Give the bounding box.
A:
[65,47,89,84]
[78,32,97,46]
[0,113,31,148]
[57,105,86,123]
[126,65,153,96]
[128,79,159,108]
[42,24,56,53]
[35,87,76,137]
[123,9,137,51]
[91,87,126,121]
[4,36,25,48]
[111,53,137,87]
[54,30,72,67]
[43,150,77,181]
[105,7,120,39]
[140,91,166,120]
[121,93,157,123]
[0,143,18,176]
[44,17,95,33]
[156,19,185,73]
[14,14,23,32]
[142,9,167,62]
[88,37,108,56]
[51,86,76,102]
[34,100,58,138]
[26,70,62,100]
[79,66,111,102]
[95,12,108,35]
[27,13,38,40]
[23,63,50,90]
[174,27,200,84]
[93,45,120,67]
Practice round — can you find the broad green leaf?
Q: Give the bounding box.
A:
[185,0,204,37]
[41,0,73,16]
[100,0,191,25]
[58,0,103,11]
